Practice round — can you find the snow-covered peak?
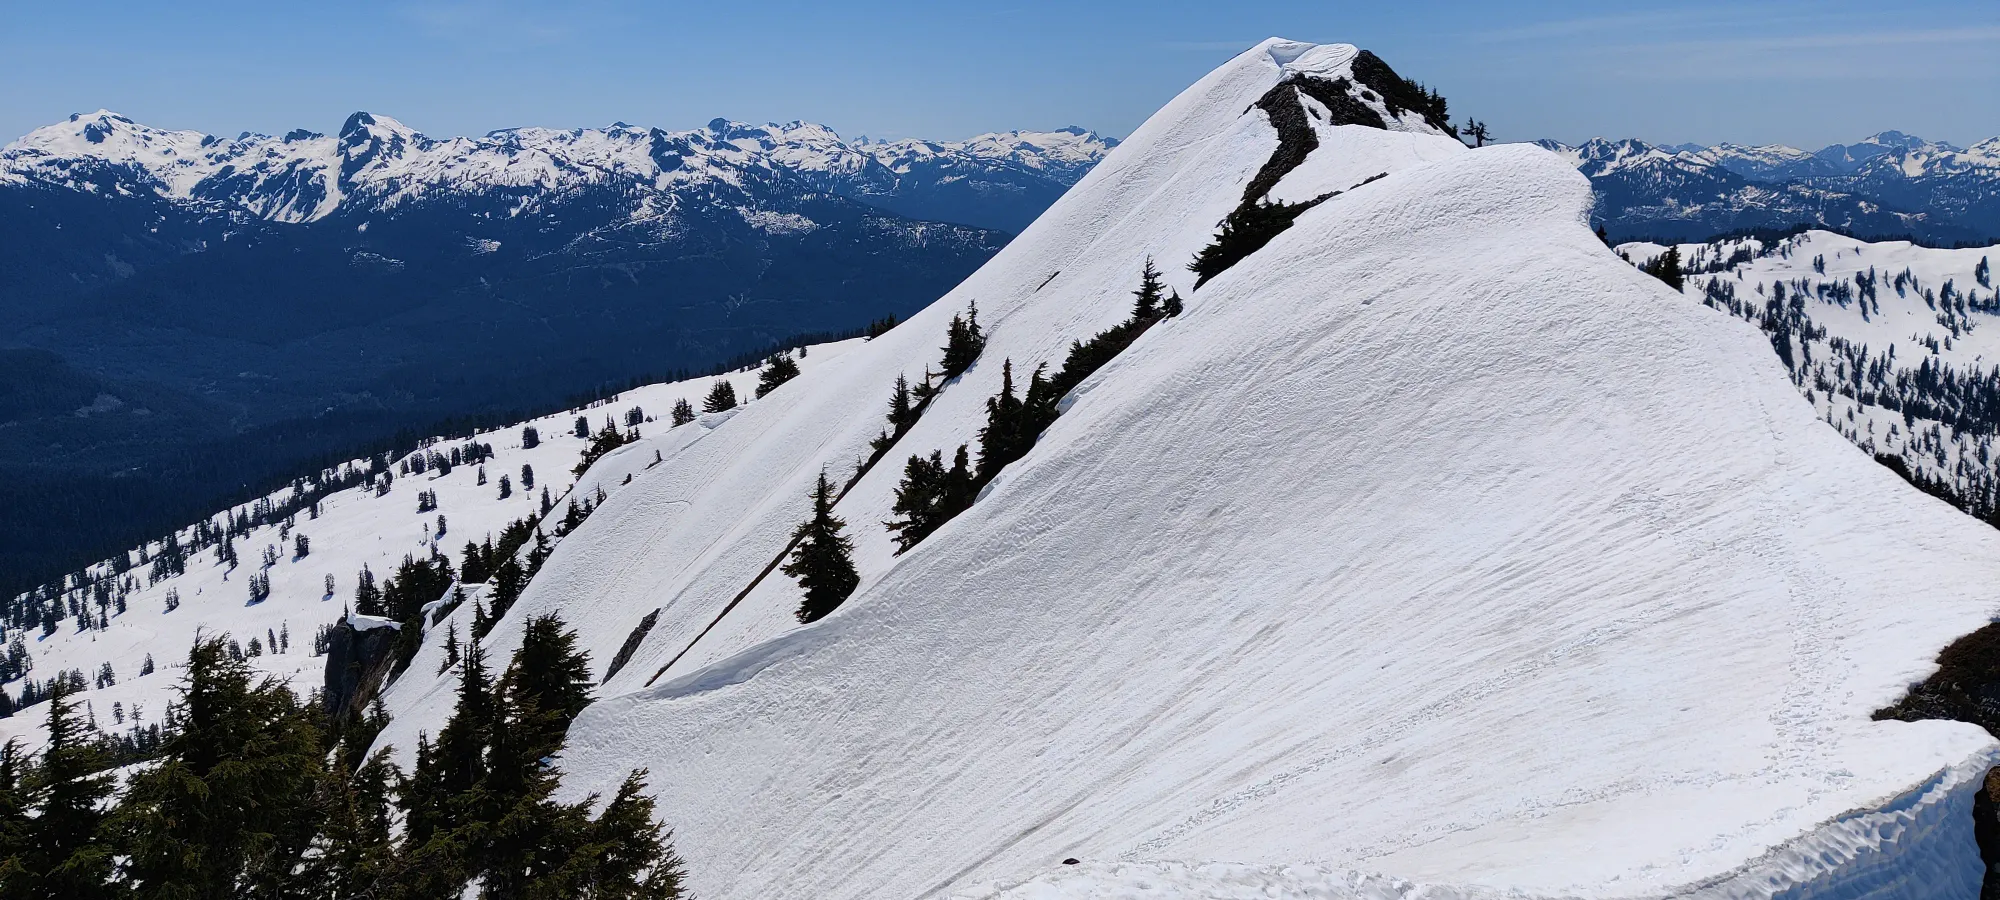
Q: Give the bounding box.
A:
[949,127,1118,167]
[15,39,1998,900]
[1699,141,1814,164]
[1541,136,1715,179]
[1855,136,2000,180]
[1543,131,1999,186]
[863,127,1119,180]
[337,111,426,149]
[0,110,1119,224]
[1859,129,1955,153]
[6,109,209,160]
[346,37,1992,900]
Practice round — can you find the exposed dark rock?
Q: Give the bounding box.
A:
[323,617,400,727]
[1191,68,1402,288]
[1288,76,1387,133]
[605,608,661,683]
[1349,50,1454,135]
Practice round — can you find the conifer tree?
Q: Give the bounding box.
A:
[1132,257,1164,319]
[1640,245,1685,291]
[544,771,689,900]
[14,685,115,900]
[755,352,801,398]
[111,637,325,898]
[400,613,684,900]
[482,557,526,639]
[0,740,25,878]
[395,733,458,868]
[701,380,738,414]
[888,374,919,433]
[784,472,860,623]
[670,398,695,426]
[977,360,1028,482]
[440,621,462,675]
[304,747,400,900]
[940,446,977,530]
[461,541,489,585]
[886,446,976,554]
[354,564,383,617]
[505,615,594,734]
[886,450,945,554]
[939,302,985,378]
[433,636,496,804]
[869,374,926,462]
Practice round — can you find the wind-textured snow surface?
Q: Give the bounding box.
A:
[353,39,2000,900]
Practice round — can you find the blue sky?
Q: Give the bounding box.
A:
[3,0,1995,148]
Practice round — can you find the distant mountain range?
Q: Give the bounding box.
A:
[0,110,1115,597]
[1537,131,2000,245]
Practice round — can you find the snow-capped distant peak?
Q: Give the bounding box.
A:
[0,110,1120,225]
[5,109,215,164]
[339,111,424,142]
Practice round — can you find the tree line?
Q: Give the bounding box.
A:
[0,614,684,899]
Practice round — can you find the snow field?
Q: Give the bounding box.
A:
[386,39,2000,900]
[1623,231,2000,498]
[0,345,859,756]
[13,36,2000,900]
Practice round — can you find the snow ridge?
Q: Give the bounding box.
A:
[370,38,1995,900]
[8,39,2000,900]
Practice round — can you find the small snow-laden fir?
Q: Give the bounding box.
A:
[0,345,863,757]
[348,38,2000,900]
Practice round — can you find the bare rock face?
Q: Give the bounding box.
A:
[323,617,399,726]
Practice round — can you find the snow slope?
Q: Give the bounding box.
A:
[0,343,863,754]
[361,39,2000,900]
[1621,230,2000,515]
[12,37,2000,900]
